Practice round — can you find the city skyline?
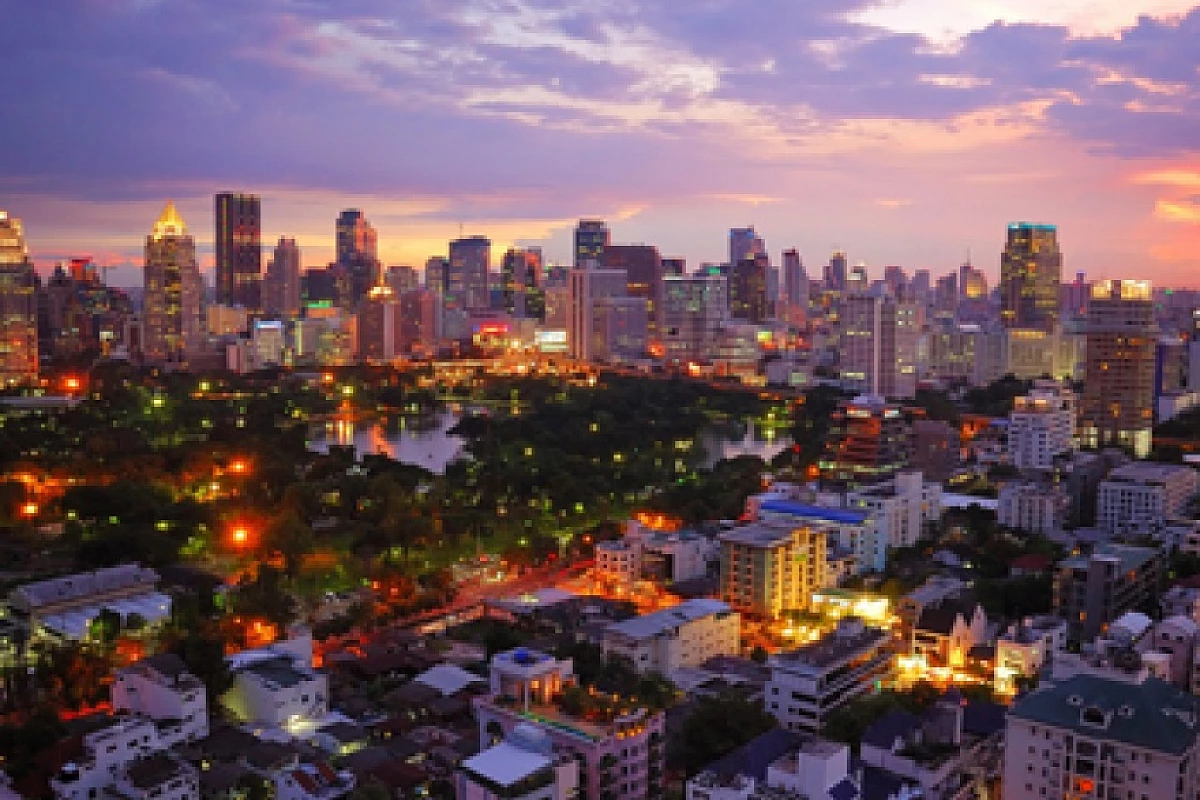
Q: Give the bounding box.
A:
[3,1,1199,285]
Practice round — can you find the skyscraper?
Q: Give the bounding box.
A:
[214,192,262,310]
[840,294,918,399]
[781,248,808,326]
[448,235,491,312]
[729,253,770,323]
[602,244,662,335]
[335,209,379,309]
[574,220,609,268]
[825,251,848,295]
[1001,223,1061,332]
[501,247,543,318]
[143,201,202,365]
[0,210,38,386]
[263,237,301,319]
[729,227,765,266]
[1079,280,1156,457]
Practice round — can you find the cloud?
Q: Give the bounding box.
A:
[1155,198,1200,222]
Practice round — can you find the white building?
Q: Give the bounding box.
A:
[1003,674,1200,800]
[997,481,1068,536]
[1096,462,1199,537]
[111,754,198,800]
[602,599,739,677]
[994,616,1068,693]
[50,716,166,800]
[765,618,892,732]
[274,760,355,800]
[1162,586,1200,622]
[222,636,328,733]
[686,734,862,800]
[457,724,579,800]
[112,653,208,746]
[847,471,941,551]
[1148,615,1200,690]
[595,521,714,586]
[1008,380,1076,471]
[8,563,170,641]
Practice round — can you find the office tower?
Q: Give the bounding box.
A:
[573,219,609,268]
[385,265,420,294]
[358,285,400,362]
[660,274,728,364]
[729,226,765,266]
[910,269,932,306]
[143,201,202,365]
[661,257,686,277]
[781,248,808,326]
[883,265,907,298]
[214,192,262,310]
[0,210,38,386]
[603,243,661,334]
[846,263,868,296]
[1079,279,1156,457]
[38,263,96,362]
[334,209,379,309]
[500,247,543,318]
[300,266,338,308]
[933,273,957,317]
[958,262,987,300]
[1000,222,1061,332]
[262,237,301,319]
[824,251,847,294]
[729,253,770,323]
[398,289,439,353]
[840,295,918,399]
[1064,271,1090,320]
[448,235,491,312]
[819,395,909,488]
[567,268,629,361]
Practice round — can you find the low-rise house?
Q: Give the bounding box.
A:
[222,650,328,733]
[456,724,579,800]
[602,599,739,677]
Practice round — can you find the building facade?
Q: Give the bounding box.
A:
[1054,544,1163,641]
[264,237,302,319]
[1000,222,1061,332]
[214,192,262,310]
[718,520,828,618]
[1009,380,1076,471]
[601,599,739,676]
[143,201,202,365]
[1079,280,1156,457]
[1096,462,1199,538]
[0,210,37,386]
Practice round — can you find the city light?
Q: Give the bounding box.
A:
[20,501,38,518]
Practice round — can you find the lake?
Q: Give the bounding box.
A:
[308,412,792,474]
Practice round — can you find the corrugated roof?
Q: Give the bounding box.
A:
[605,599,733,641]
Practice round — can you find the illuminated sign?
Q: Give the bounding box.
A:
[475,322,510,336]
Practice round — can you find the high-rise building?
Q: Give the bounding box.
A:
[958,262,987,300]
[501,247,543,318]
[334,209,378,309]
[262,237,301,319]
[1053,543,1162,640]
[840,295,918,399]
[660,274,728,364]
[1079,280,1156,457]
[819,395,909,488]
[358,285,400,362]
[602,244,661,334]
[729,253,770,323]
[214,192,261,310]
[1009,380,1076,471]
[824,251,848,295]
[448,235,491,312]
[781,248,808,326]
[143,201,202,365]
[1000,222,1061,332]
[882,265,907,298]
[567,268,628,361]
[0,210,38,385]
[729,226,765,266]
[573,219,609,268]
[718,519,828,618]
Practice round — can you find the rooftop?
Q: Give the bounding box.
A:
[461,726,556,787]
[125,754,188,790]
[1104,462,1197,484]
[1010,674,1200,755]
[242,656,312,689]
[413,663,484,697]
[11,564,159,610]
[1058,543,1159,573]
[606,599,733,641]
[694,728,806,783]
[719,519,815,548]
[770,619,888,673]
[757,500,868,526]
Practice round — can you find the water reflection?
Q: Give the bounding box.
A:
[309,412,466,474]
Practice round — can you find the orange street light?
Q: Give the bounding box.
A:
[230,525,251,547]
[229,459,249,475]
[20,501,38,518]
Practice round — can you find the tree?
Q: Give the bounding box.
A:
[266,510,315,578]
[749,645,768,664]
[669,695,775,776]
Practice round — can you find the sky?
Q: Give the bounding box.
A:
[2,0,1200,287]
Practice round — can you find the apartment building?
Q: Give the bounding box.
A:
[718,520,828,618]
[112,653,209,746]
[1008,380,1076,471]
[602,599,739,676]
[1096,462,1199,537]
[994,616,1068,693]
[1003,675,1200,800]
[1054,544,1162,641]
[764,618,892,733]
[223,640,329,732]
[473,649,666,800]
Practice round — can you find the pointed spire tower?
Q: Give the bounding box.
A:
[152,199,188,240]
[144,200,201,365]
